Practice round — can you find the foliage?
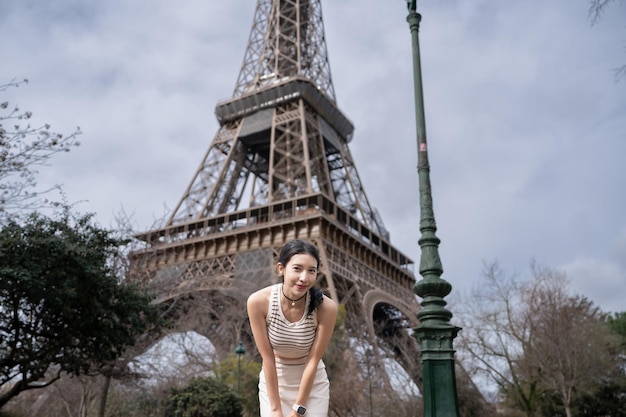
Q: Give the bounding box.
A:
[607,311,626,345]
[456,261,622,417]
[455,262,543,417]
[164,376,242,417]
[455,365,497,417]
[0,79,81,218]
[526,289,617,417]
[567,380,626,417]
[105,384,169,417]
[0,209,161,408]
[212,353,261,417]
[566,311,626,417]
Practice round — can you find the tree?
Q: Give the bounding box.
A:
[566,311,626,417]
[456,261,620,417]
[606,311,626,345]
[0,78,81,217]
[455,262,543,417]
[523,270,617,417]
[0,209,161,408]
[588,0,626,80]
[164,376,243,417]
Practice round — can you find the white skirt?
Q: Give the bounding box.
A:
[258,357,330,417]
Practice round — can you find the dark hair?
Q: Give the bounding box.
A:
[278,239,323,316]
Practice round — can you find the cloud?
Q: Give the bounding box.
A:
[1,0,625,314]
[562,256,626,314]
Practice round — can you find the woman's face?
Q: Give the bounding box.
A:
[279,253,318,296]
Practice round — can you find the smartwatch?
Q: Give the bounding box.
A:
[292,404,307,416]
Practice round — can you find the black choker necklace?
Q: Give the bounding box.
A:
[282,286,306,306]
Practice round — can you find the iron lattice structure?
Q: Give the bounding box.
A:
[129,0,422,396]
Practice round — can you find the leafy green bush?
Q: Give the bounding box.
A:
[165,376,242,417]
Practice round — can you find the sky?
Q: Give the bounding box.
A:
[1,0,625,315]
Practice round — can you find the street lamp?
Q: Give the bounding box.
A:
[235,342,245,394]
[404,1,461,416]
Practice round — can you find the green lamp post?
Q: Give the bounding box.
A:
[405,1,461,416]
[235,342,245,394]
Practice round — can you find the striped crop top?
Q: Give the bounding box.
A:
[266,283,318,359]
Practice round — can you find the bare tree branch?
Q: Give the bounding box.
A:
[588,0,619,25]
[0,78,81,217]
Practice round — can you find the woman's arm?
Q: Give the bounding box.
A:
[292,295,338,414]
[248,288,283,417]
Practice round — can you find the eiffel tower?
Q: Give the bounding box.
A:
[129,0,422,394]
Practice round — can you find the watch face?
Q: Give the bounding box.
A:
[296,406,306,415]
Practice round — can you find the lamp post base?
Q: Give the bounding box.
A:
[415,326,461,417]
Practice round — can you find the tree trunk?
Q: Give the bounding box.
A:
[98,375,111,417]
[0,379,25,409]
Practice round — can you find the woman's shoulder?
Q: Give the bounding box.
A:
[321,293,337,308]
[247,285,274,306]
[317,293,338,322]
[247,285,275,319]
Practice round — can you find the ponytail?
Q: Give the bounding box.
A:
[307,287,323,316]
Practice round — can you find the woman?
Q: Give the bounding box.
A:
[247,240,338,417]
